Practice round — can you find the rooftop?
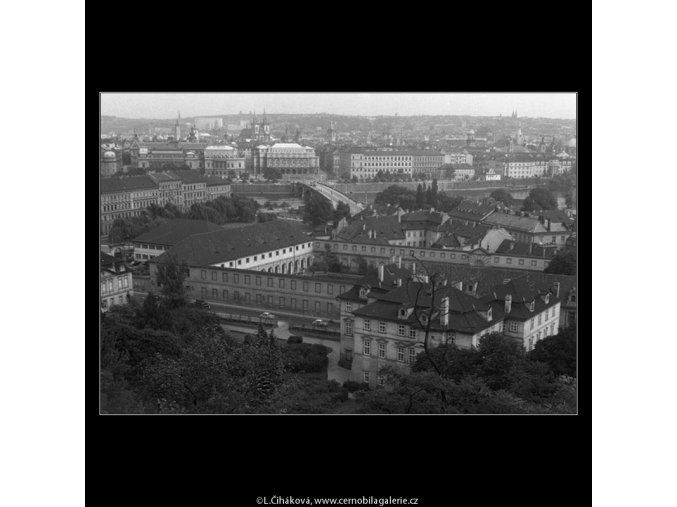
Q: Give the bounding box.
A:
[100,175,158,193]
[155,220,311,266]
[132,219,223,246]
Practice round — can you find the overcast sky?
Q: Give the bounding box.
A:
[100,93,576,120]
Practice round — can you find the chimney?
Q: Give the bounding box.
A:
[396,278,402,287]
[440,297,449,325]
[378,264,384,283]
[547,218,551,231]
[362,223,366,231]
[553,281,560,298]
[505,294,512,314]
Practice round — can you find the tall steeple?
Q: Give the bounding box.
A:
[175,112,181,141]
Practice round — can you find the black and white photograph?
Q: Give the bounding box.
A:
[99,92,577,415]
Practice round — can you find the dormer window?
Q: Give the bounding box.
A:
[529,301,535,312]
[399,308,407,318]
[545,294,550,304]
[487,308,492,321]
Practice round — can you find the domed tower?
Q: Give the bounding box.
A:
[466,129,475,145]
[102,151,117,176]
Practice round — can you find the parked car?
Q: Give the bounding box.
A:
[194,299,210,309]
[260,312,276,320]
[312,319,328,327]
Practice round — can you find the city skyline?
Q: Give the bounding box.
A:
[101,93,577,120]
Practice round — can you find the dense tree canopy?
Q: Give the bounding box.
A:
[522,187,558,211]
[490,188,514,205]
[303,193,334,226]
[528,325,577,377]
[355,332,576,414]
[262,167,282,181]
[544,249,576,275]
[334,201,351,222]
[373,183,461,212]
[107,195,261,243]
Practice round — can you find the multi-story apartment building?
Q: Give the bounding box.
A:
[203,145,246,178]
[444,151,473,166]
[547,153,576,175]
[489,154,549,179]
[252,143,320,178]
[148,172,183,207]
[450,164,476,180]
[481,277,561,352]
[483,211,573,247]
[101,172,232,234]
[410,151,446,178]
[100,176,161,234]
[339,149,445,181]
[204,176,231,201]
[100,252,133,312]
[337,266,563,387]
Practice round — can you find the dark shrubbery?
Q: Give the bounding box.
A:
[343,380,369,393]
[283,343,329,373]
[287,335,303,344]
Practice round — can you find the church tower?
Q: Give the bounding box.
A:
[262,108,270,141]
[175,112,182,141]
[327,120,337,143]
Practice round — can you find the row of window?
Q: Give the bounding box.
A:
[101,276,129,294]
[101,295,127,309]
[362,339,418,363]
[198,270,342,295]
[526,324,557,351]
[197,287,334,313]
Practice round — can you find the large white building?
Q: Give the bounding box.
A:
[252,143,319,178]
[203,145,246,178]
[337,267,563,388]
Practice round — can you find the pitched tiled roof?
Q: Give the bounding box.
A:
[480,276,563,321]
[483,213,547,233]
[336,263,412,301]
[336,216,405,243]
[495,240,558,258]
[100,175,158,193]
[168,170,208,184]
[156,220,311,266]
[100,252,117,266]
[132,219,223,246]
[455,199,496,217]
[401,210,446,225]
[352,283,497,334]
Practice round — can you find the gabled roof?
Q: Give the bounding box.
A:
[483,213,547,233]
[100,175,158,193]
[167,170,208,184]
[155,220,311,266]
[336,215,405,243]
[480,275,565,321]
[351,282,497,334]
[495,240,558,258]
[132,219,223,246]
[100,252,118,267]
